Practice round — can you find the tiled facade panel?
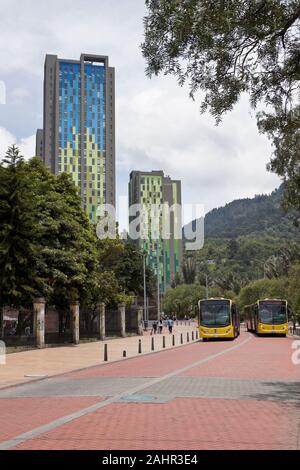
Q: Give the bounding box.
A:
[84,63,106,223]
[58,62,81,187]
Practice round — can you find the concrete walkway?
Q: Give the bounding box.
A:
[0,323,198,390]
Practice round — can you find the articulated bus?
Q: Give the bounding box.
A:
[198,298,240,341]
[244,299,289,336]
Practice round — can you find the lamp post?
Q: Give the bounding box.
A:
[143,251,147,322]
[157,247,161,321]
[205,274,209,299]
[132,248,148,322]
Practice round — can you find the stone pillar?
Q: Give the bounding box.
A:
[118,303,126,338]
[33,298,46,349]
[97,302,106,341]
[70,302,80,345]
[137,307,144,336]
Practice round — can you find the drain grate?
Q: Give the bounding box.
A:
[121,394,157,403]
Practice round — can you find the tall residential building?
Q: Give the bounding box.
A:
[129,170,183,293]
[37,53,115,223]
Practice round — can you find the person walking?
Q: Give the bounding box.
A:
[167,318,174,334]
[152,321,158,335]
[158,319,163,334]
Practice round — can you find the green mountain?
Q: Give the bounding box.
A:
[186,185,298,240]
[183,185,300,294]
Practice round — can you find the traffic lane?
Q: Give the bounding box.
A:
[182,334,300,381]
[13,398,299,450]
[64,332,249,380]
[0,335,252,449]
[0,397,103,443]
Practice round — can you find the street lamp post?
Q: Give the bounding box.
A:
[143,252,147,322]
[157,248,161,321]
[132,248,148,323]
[205,274,209,299]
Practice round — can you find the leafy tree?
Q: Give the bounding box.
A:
[227,239,239,259]
[26,159,98,312]
[238,277,289,309]
[288,263,300,318]
[264,240,300,277]
[172,272,182,288]
[113,242,156,298]
[182,255,197,284]
[143,1,300,215]
[162,283,206,317]
[0,146,37,307]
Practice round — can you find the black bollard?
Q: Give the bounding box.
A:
[172,335,175,346]
[123,350,127,358]
[196,331,199,340]
[187,332,190,343]
[192,331,195,341]
[152,337,155,351]
[139,339,142,354]
[181,333,183,345]
[163,336,166,349]
[104,344,108,362]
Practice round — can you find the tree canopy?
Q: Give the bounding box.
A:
[0,147,156,316]
[142,0,300,215]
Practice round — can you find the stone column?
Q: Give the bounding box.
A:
[33,298,46,349]
[137,307,144,336]
[118,303,126,338]
[97,302,106,341]
[70,302,80,345]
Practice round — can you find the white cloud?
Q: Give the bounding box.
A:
[0,0,281,227]
[0,127,35,161]
[117,81,280,214]
[10,87,30,103]
[19,134,36,159]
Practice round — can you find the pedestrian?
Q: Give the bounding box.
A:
[151,321,158,335]
[167,318,174,334]
[158,319,163,334]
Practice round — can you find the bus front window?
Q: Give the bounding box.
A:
[200,301,231,327]
[259,302,287,325]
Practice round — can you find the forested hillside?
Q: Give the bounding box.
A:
[182,185,300,295]
[185,185,298,240]
[204,185,297,239]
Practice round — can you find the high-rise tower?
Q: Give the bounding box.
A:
[129,170,183,293]
[38,54,115,223]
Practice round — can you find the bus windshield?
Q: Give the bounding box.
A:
[259,302,287,325]
[200,300,231,327]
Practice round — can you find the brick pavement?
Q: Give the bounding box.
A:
[0,323,197,389]
[0,331,299,450]
[12,399,299,450]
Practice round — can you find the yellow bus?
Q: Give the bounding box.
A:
[198,298,240,341]
[244,299,288,336]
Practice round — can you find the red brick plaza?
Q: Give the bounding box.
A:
[0,330,299,450]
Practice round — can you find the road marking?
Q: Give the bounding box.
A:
[0,335,252,450]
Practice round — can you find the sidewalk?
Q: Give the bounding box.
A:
[0,323,198,389]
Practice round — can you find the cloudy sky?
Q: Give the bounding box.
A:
[0,0,280,229]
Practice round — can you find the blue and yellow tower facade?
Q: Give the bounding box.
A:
[41,54,115,222]
[129,171,183,293]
